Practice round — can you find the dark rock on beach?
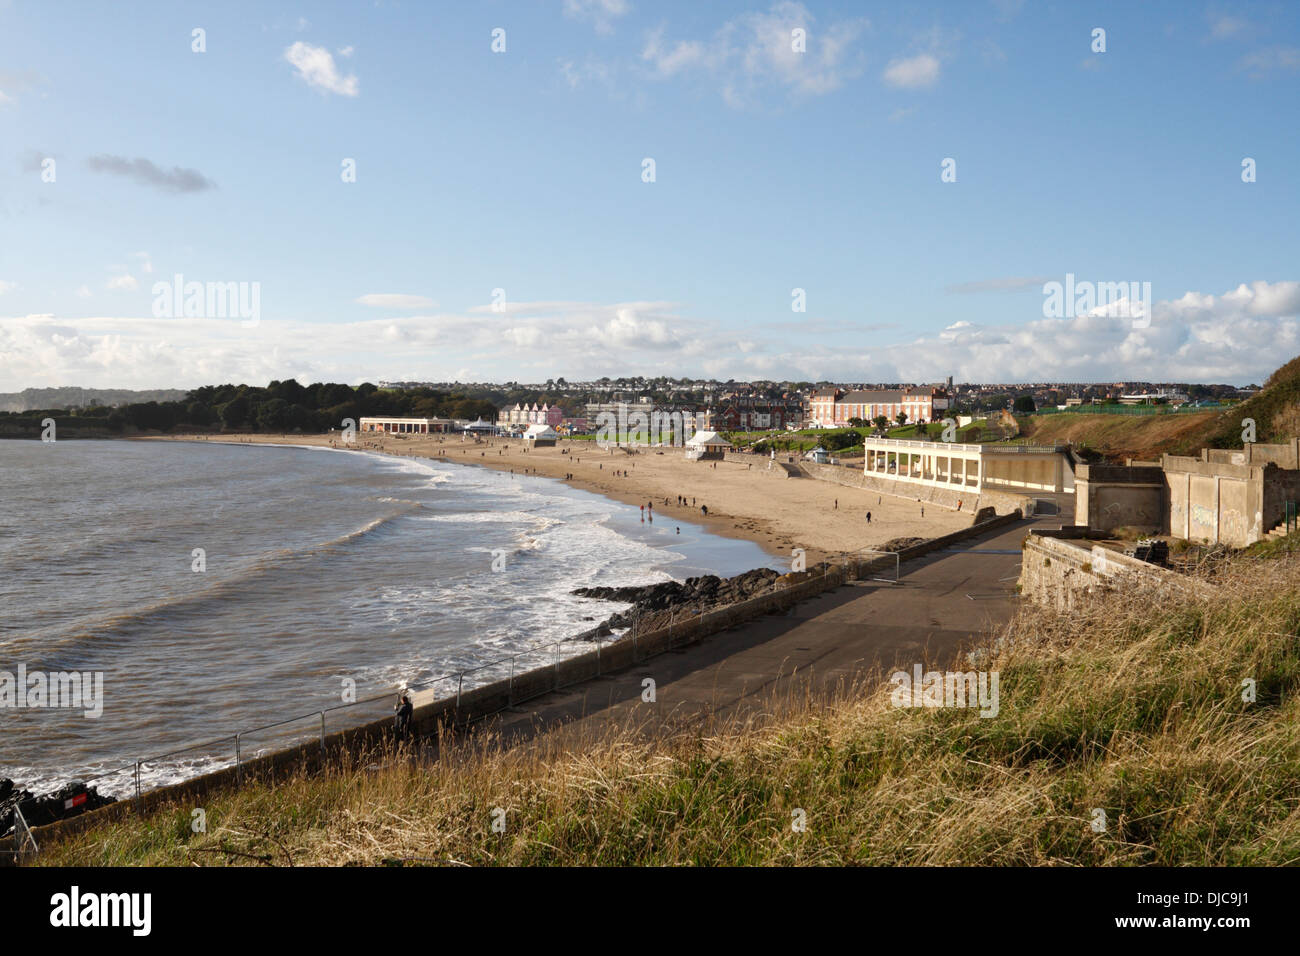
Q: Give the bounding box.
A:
[572,567,789,637]
[576,567,781,611]
[1,777,116,838]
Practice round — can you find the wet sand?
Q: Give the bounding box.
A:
[147,432,973,563]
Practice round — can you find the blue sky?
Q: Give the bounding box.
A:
[1,0,1298,389]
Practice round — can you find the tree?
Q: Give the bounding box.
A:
[256,398,292,431]
[217,393,251,430]
[873,415,889,433]
[1013,395,1037,414]
[186,401,215,426]
[896,412,908,427]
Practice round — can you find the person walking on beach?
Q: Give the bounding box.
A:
[394,693,413,741]
[866,512,871,524]
[701,504,708,516]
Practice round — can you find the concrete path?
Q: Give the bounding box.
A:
[452,513,1065,751]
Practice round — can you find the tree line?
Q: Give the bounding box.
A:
[0,380,503,435]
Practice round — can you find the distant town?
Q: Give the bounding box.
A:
[377,376,1253,437]
[1,376,1257,439]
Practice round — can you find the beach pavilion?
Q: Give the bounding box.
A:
[359,416,454,435]
[685,430,732,461]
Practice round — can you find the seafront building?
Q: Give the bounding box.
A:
[684,430,732,461]
[713,397,803,431]
[810,387,947,427]
[498,403,564,427]
[358,416,455,435]
[862,436,1071,500]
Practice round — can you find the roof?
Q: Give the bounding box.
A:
[686,430,731,447]
[524,424,558,437]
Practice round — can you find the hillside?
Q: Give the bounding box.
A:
[1191,353,1300,451]
[33,553,1300,866]
[1017,410,1219,461]
[0,386,188,413]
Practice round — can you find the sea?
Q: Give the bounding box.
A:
[0,439,785,797]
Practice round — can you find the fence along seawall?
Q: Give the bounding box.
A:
[24,511,1024,851]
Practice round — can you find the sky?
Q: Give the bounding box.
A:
[1,0,1298,390]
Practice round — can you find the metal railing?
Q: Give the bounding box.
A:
[4,805,38,862]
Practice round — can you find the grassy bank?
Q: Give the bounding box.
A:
[36,555,1300,866]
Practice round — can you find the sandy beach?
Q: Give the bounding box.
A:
[148,432,972,563]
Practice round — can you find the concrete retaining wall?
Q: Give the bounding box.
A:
[1075,463,1165,534]
[1019,533,1209,611]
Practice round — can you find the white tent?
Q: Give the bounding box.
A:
[524,424,559,444]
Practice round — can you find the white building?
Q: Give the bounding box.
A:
[684,430,731,461]
[359,416,454,435]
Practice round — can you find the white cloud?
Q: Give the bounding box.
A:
[106,274,138,291]
[75,285,92,298]
[883,52,940,88]
[1240,46,1300,76]
[284,42,359,97]
[641,28,707,77]
[4,282,1298,390]
[133,252,153,275]
[558,56,615,90]
[1209,16,1248,40]
[356,293,437,309]
[0,280,16,294]
[638,2,869,107]
[0,68,40,106]
[563,0,631,35]
[338,46,354,57]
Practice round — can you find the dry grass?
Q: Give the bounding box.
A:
[37,556,1300,866]
[1017,411,1219,461]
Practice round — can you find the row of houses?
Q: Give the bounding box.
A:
[498,402,564,427]
[494,386,951,437]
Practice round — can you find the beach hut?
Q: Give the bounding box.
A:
[806,446,830,464]
[684,430,731,461]
[524,424,559,447]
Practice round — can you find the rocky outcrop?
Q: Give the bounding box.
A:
[573,567,794,637]
[1,777,117,838]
